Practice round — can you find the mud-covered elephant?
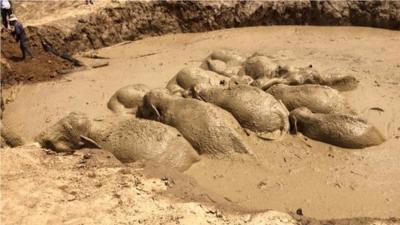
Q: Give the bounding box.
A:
[36,112,199,171]
[0,122,25,148]
[289,107,385,148]
[107,84,150,115]
[266,84,355,114]
[193,84,289,140]
[166,67,230,96]
[251,64,358,91]
[201,50,246,77]
[1,96,25,148]
[141,89,253,155]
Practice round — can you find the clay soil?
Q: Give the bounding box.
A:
[1,31,74,87]
[2,25,400,223]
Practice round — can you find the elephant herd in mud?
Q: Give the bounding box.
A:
[32,50,386,171]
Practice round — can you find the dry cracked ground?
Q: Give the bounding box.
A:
[1,1,400,225]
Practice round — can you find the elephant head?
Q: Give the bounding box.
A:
[140,89,175,121]
[36,112,99,152]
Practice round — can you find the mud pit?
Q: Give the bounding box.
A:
[3,26,400,221]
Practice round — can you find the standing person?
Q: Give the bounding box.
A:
[1,0,12,29]
[9,14,33,60]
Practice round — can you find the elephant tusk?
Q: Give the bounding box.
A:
[150,104,161,121]
[80,135,101,149]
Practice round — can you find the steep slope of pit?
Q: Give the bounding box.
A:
[1,0,400,86]
[24,0,400,55]
[3,26,400,219]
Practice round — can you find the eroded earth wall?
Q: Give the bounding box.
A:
[29,1,400,54]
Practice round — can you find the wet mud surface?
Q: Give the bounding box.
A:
[3,26,400,220]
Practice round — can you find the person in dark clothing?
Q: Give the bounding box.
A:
[9,14,33,60]
[1,0,12,29]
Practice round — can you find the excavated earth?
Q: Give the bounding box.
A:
[1,1,400,225]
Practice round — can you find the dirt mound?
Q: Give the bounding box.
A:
[0,30,75,87]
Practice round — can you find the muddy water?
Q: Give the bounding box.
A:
[3,26,400,219]
[186,135,400,219]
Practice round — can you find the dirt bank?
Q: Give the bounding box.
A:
[1,0,400,86]
[25,0,400,55]
[1,146,399,225]
[0,31,75,87]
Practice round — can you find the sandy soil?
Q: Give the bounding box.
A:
[2,26,400,219]
[3,146,398,225]
[14,0,116,27]
[0,146,272,225]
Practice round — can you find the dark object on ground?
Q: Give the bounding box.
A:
[369,107,384,112]
[92,62,109,68]
[296,208,304,216]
